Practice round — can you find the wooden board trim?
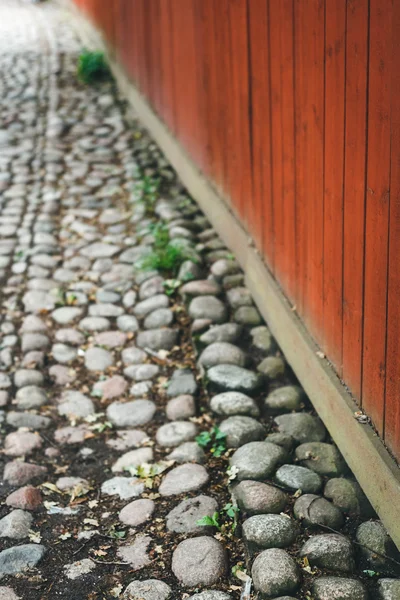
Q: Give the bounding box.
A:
[61,0,400,549]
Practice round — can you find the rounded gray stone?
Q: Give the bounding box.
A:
[89,303,124,318]
[187,593,232,600]
[166,495,218,534]
[251,326,273,352]
[15,386,47,410]
[159,464,209,496]
[188,296,227,323]
[55,328,85,346]
[52,343,77,363]
[122,347,147,365]
[85,347,114,371]
[156,421,198,447]
[252,548,301,597]
[136,328,178,351]
[167,369,197,396]
[294,494,344,529]
[180,280,221,297]
[0,587,20,600]
[139,276,164,300]
[124,364,160,381]
[200,323,243,345]
[107,400,156,427]
[275,464,323,493]
[233,480,288,515]
[79,316,111,331]
[0,510,33,540]
[356,520,400,571]
[123,579,172,600]
[234,306,261,325]
[198,342,247,368]
[377,579,400,600]
[243,514,299,551]
[119,499,155,526]
[324,478,375,518]
[312,577,368,600]
[210,391,259,417]
[21,333,49,353]
[0,544,46,578]
[226,286,253,308]
[230,442,286,481]
[274,413,326,443]
[219,415,265,447]
[117,315,139,332]
[101,477,145,500]
[7,412,51,430]
[52,307,83,325]
[295,442,348,477]
[57,391,95,419]
[300,534,355,573]
[257,356,286,379]
[112,447,154,473]
[144,308,173,329]
[207,365,263,393]
[134,294,169,317]
[172,536,226,587]
[166,395,196,420]
[167,442,205,464]
[265,432,295,451]
[264,385,303,414]
[14,370,44,388]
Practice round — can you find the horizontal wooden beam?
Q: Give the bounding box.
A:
[64,1,400,549]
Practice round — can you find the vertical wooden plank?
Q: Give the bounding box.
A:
[269,0,296,298]
[362,0,392,435]
[247,0,273,265]
[323,0,346,372]
[384,0,400,459]
[294,0,325,334]
[342,0,369,401]
[224,0,252,227]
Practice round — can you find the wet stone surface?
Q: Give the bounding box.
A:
[0,2,396,599]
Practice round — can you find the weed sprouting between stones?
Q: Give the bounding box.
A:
[196,503,240,532]
[136,222,197,275]
[195,425,227,458]
[77,49,110,84]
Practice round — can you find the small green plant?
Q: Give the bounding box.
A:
[132,175,160,211]
[163,278,181,296]
[77,50,110,84]
[196,503,239,532]
[196,426,227,457]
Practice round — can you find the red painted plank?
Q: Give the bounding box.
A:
[323,0,346,372]
[342,0,369,401]
[294,0,325,334]
[384,0,400,459]
[362,0,392,435]
[247,0,273,264]
[269,0,296,299]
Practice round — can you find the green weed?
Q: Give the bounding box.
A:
[77,50,110,84]
[196,503,239,532]
[196,426,227,457]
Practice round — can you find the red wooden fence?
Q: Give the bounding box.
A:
[73,0,400,462]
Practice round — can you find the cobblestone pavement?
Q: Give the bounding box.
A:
[0,1,400,599]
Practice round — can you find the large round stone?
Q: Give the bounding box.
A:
[233,480,288,515]
[57,391,95,419]
[136,328,178,351]
[167,442,205,464]
[123,579,172,600]
[356,521,400,572]
[188,296,227,324]
[107,400,156,427]
[219,416,265,447]
[112,447,154,473]
[207,365,263,393]
[243,514,299,551]
[200,323,243,345]
[156,421,197,447]
[198,343,247,368]
[230,442,286,481]
[377,579,400,599]
[264,385,303,414]
[252,548,300,597]
[294,494,344,529]
[166,495,218,534]
[0,544,46,578]
[300,534,355,573]
[119,499,155,527]
[172,537,226,587]
[312,577,368,600]
[15,386,47,410]
[159,464,209,496]
[275,464,322,494]
[85,347,114,371]
[274,413,326,443]
[324,478,374,518]
[295,442,348,477]
[210,392,259,417]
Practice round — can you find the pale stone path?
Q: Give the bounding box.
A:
[0,2,399,600]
